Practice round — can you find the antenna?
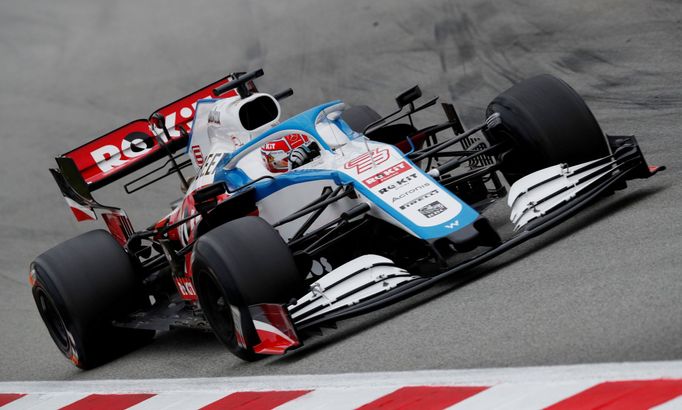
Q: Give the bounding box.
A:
[213,69,265,98]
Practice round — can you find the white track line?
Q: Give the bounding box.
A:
[1,393,88,410]
[275,387,397,410]
[3,360,682,394]
[448,382,595,410]
[653,395,682,410]
[126,392,228,410]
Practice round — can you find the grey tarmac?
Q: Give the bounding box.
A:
[0,0,680,381]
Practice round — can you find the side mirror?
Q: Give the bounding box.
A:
[193,182,227,213]
[396,85,422,109]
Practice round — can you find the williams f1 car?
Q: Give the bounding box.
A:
[31,69,663,367]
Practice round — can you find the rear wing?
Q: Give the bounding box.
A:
[50,73,246,231]
[60,75,240,191]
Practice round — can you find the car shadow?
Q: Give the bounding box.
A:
[269,183,667,365]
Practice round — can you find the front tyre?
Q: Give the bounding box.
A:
[31,230,153,369]
[486,74,611,184]
[192,216,302,361]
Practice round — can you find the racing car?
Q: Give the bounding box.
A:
[30,69,663,368]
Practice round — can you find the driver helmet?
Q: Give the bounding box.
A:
[260,133,311,173]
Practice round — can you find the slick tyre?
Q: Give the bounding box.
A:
[485,74,611,184]
[192,216,302,361]
[31,230,154,369]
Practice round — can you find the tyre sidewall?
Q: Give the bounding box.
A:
[31,230,150,368]
[192,217,301,361]
[486,75,611,182]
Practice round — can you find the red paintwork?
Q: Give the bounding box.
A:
[60,394,155,410]
[63,77,237,188]
[357,386,488,410]
[102,212,132,246]
[547,379,682,410]
[251,304,300,355]
[200,391,311,410]
[0,394,25,407]
[69,206,96,222]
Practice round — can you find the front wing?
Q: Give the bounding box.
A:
[289,134,663,332]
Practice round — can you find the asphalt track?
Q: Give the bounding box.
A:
[0,0,680,381]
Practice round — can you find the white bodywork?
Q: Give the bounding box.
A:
[508,156,615,230]
[188,93,282,171]
[289,255,419,323]
[186,98,477,242]
[182,94,478,318]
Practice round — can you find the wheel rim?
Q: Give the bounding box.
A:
[195,269,239,349]
[35,287,70,354]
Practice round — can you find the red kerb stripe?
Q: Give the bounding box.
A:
[356,386,489,410]
[200,390,311,410]
[0,394,25,407]
[59,394,155,410]
[546,379,682,410]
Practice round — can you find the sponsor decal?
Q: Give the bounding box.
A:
[90,131,156,173]
[284,133,308,149]
[418,201,448,218]
[262,133,308,152]
[363,161,410,187]
[199,152,224,177]
[399,189,439,210]
[174,277,196,297]
[191,145,204,166]
[377,173,419,194]
[208,110,220,125]
[444,220,460,229]
[391,183,431,203]
[66,76,237,186]
[344,148,390,174]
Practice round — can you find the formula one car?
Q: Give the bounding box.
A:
[31,69,663,368]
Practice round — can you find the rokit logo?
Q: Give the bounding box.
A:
[399,189,439,210]
[91,132,155,173]
[377,173,419,194]
[363,161,410,188]
[391,183,431,203]
[90,95,211,174]
[157,93,214,139]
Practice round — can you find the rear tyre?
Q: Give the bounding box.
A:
[31,230,153,369]
[192,216,302,361]
[485,74,611,184]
